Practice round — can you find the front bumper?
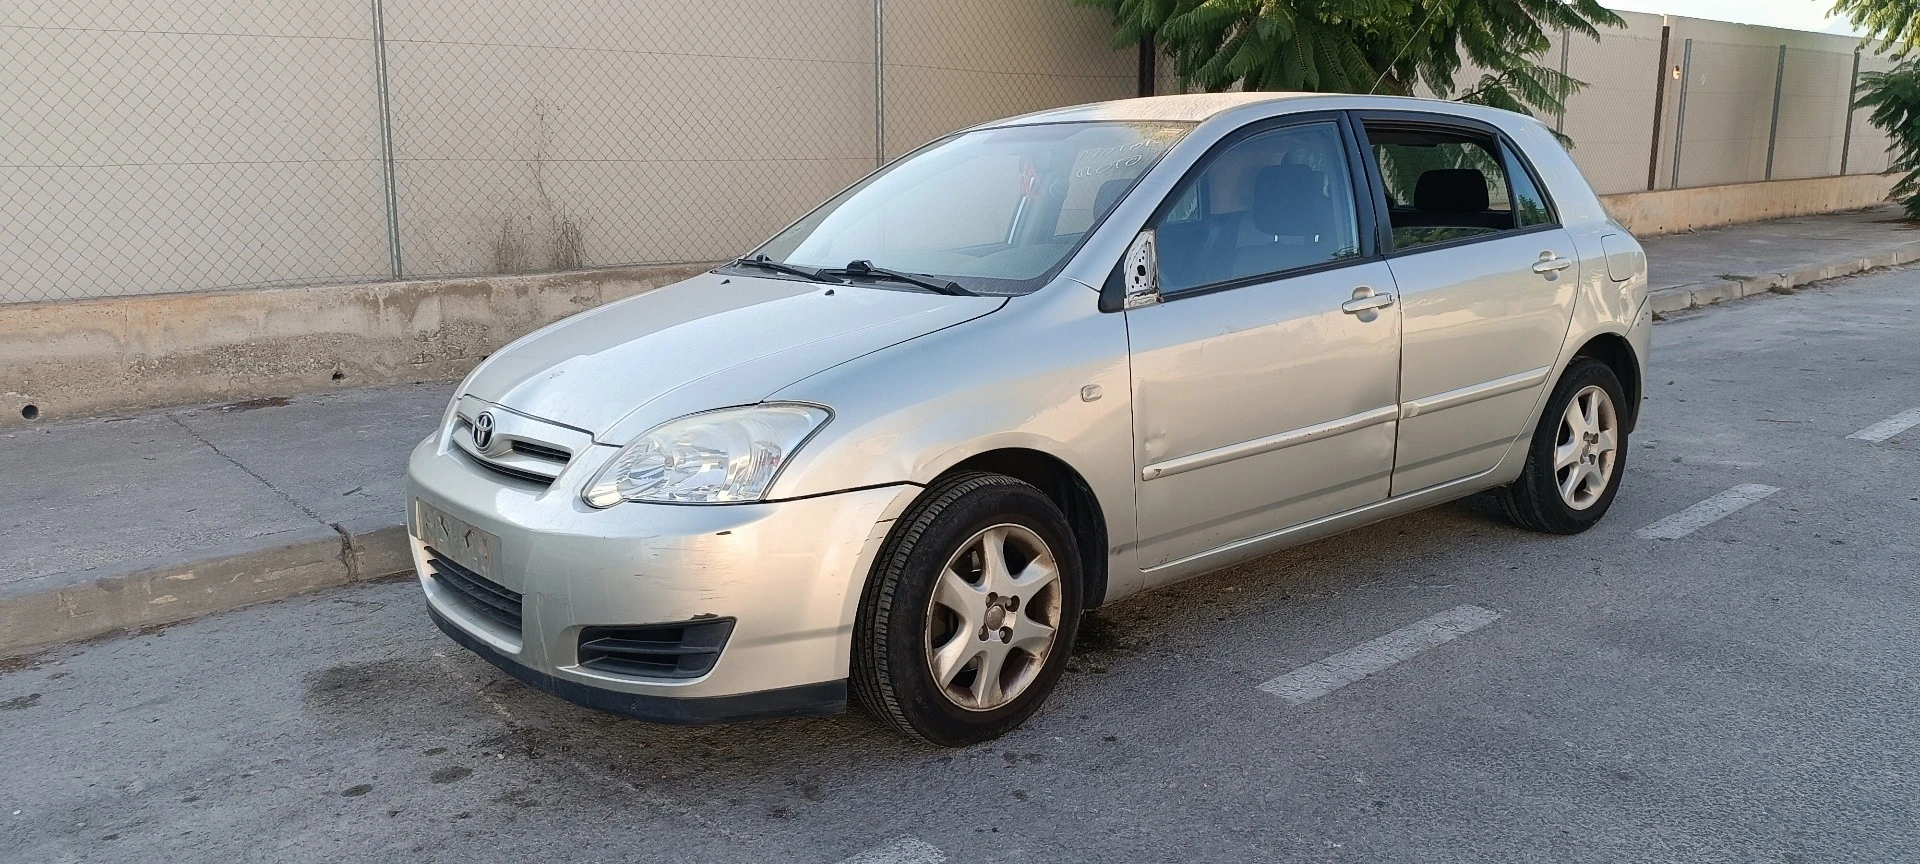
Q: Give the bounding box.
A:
[426,606,847,723]
[405,433,917,721]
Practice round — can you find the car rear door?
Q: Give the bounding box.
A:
[1353,113,1580,496]
[1124,113,1402,578]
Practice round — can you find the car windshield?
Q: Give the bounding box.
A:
[749,121,1193,295]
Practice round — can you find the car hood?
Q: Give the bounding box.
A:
[462,271,1005,442]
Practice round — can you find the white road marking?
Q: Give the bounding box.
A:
[1847,407,1920,443]
[838,837,947,864]
[1257,605,1501,705]
[1635,484,1781,540]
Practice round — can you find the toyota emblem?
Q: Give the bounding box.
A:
[471,411,496,451]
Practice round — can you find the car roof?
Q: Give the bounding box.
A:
[976,92,1533,130]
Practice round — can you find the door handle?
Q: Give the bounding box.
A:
[1341,287,1396,315]
[1532,253,1573,274]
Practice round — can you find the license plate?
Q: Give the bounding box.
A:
[413,499,498,581]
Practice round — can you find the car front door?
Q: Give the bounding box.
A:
[1124,114,1402,577]
[1355,114,1580,495]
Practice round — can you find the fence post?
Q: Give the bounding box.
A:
[1647,24,1672,191]
[1138,36,1157,97]
[369,0,402,278]
[1556,26,1570,135]
[874,0,886,167]
[1671,38,1692,190]
[1765,44,1786,180]
[1841,46,1862,175]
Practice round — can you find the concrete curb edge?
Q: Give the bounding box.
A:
[1647,240,1920,318]
[0,522,412,658]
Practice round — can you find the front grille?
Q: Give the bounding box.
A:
[447,401,585,487]
[425,548,523,635]
[578,619,735,679]
[511,440,571,463]
[452,447,555,486]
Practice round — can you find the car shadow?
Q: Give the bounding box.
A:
[424,488,1531,788]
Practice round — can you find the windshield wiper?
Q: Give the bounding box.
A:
[728,254,844,284]
[821,260,975,296]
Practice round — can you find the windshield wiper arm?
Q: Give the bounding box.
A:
[822,260,975,296]
[728,254,844,284]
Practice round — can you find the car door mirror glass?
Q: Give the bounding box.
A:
[1122,229,1161,308]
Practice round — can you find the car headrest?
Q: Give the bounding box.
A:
[1251,164,1334,237]
[1093,177,1132,215]
[1415,168,1490,214]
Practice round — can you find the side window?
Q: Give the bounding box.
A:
[1153,121,1361,294]
[1502,142,1553,227]
[1366,125,1538,250]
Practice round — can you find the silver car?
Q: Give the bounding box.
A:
[406,93,1650,745]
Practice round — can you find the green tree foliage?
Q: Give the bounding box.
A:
[1834,0,1920,54]
[1077,0,1621,121]
[1854,62,1920,217]
[1835,0,1920,217]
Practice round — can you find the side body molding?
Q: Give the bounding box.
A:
[1141,406,1399,481]
[1398,366,1552,420]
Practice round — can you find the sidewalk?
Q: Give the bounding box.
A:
[1639,204,1920,312]
[5,206,1919,656]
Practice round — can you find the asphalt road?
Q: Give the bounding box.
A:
[4,269,1917,864]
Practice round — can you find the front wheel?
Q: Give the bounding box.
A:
[1499,357,1628,534]
[851,472,1082,746]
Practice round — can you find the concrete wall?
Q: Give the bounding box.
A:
[1600,172,1896,236]
[0,264,704,428]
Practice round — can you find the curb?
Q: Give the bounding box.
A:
[0,520,410,658]
[1647,241,1920,318]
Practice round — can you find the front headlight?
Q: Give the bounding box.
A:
[582,403,831,507]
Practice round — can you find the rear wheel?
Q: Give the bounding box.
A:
[1499,357,1628,534]
[852,472,1082,746]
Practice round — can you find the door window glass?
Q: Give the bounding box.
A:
[1152,122,1361,294]
[1368,126,1544,249]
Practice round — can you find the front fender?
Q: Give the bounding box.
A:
[765,282,1137,560]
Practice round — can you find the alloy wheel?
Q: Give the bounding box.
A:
[1555,384,1619,510]
[923,523,1063,712]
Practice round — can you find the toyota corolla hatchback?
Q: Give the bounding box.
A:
[407,93,1650,745]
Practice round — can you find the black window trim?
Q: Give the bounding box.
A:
[1100,110,1383,311]
[1349,109,1563,260]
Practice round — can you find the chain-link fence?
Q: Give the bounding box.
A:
[2,1,395,303]
[1655,23,1895,192]
[0,2,1901,305]
[1557,29,1669,195]
[2,0,1130,303]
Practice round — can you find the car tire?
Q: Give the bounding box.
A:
[851,471,1083,746]
[1499,357,1629,535]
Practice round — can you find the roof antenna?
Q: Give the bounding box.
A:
[1371,1,1442,95]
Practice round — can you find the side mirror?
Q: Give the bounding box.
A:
[1121,229,1161,309]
